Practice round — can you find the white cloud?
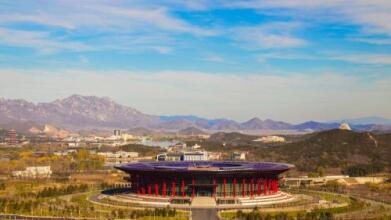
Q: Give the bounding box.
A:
[232,22,306,49]
[150,46,173,54]
[351,37,391,45]
[252,34,305,48]
[79,55,89,64]
[256,51,391,65]
[0,27,175,54]
[0,1,215,36]
[343,1,391,36]
[0,14,75,29]
[332,54,391,65]
[0,1,215,53]
[225,0,391,36]
[0,69,390,122]
[0,28,88,53]
[257,52,317,62]
[203,54,225,62]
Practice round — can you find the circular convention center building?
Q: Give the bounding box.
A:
[108,161,296,208]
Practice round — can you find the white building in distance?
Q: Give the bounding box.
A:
[182,151,208,161]
[191,144,201,149]
[253,136,286,143]
[97,151,139,165]
[339,123,352,130]
[53,149,77,156]
[157,151,208,161]
[97,151,139,158]
[12,166,52,178]
[231,152,246,160]
[208,152,222,160]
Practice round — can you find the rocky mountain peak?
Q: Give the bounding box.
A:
[1,95,389,133]
[246,117,264,123]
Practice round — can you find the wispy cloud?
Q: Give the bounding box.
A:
[225,0,391,36]
[332,54,391,65]
[351,37,391,45]
[0,1,215,36]
[0,1,215,53]
[79,55,89,64]
[203,54,225,62]
[256,50,391,65]
[0,27,88,53]
[231,22,306,49]
[257,52,317,62]
[150,46,173,54]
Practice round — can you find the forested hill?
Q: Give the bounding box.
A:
[268,129,391,175]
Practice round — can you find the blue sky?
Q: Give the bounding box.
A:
[0,0,391,122]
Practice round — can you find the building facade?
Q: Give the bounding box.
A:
[231,152,246,160]
[6,129,17,146]
[116,161,292,198]
[98,151,139,164]
[157,151,208,161]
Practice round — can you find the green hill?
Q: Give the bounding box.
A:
[264,129,391,174]
[200,129,391,175]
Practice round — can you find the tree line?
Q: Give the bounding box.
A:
[37,184,89,198]
[235,207,334,220]
[110,206,177,219]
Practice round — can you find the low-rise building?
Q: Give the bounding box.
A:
[191,144,201,149]
[6,129,17,146]
[97,151,139,158]
[157,152,182,161]
[97,151,139,164]
[157,151,208,161]
[284,175,349,187]
[182,151,208,161]
[12,166,52,178]
[231,152,246,160]
[53,149,77,156]
[207,152,222,160]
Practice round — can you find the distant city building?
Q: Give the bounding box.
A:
[156,153,168,161]
[114,129,122,137]
[231,152,246,160]
[182,151,208,161]
[6,129,17,146]
[12,166,52,178]
[98,151,139,164]
[198,134,210,139]
[98,151,139,159]
[157,151,208,161]
[53,149,77,156]
[167,143,187,152]
[206,151,222,160]
[339,123,352,130]
[121,133,135,141]
[284,175,351,187]
[254,136,286,143]
[191,144,201,149]
[157,152,182,161]
[67,142,80,148]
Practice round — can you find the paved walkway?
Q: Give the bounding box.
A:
[191,209,219,220]
[191,197,217,207]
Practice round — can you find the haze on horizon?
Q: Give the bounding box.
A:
[0,1,391,123]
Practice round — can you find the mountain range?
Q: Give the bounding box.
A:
[0,95,390,133]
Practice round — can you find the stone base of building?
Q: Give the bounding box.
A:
[96,191,296,209]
